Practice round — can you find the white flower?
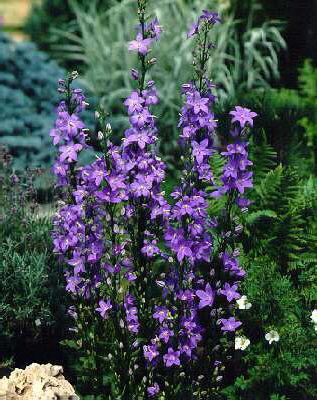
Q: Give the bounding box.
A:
[236,295,252,310]
[35,318,41,327]
[310,309,317,324]
[235,336,250,350]
[265,330,280,344]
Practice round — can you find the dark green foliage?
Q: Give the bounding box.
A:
[0,149,68,367]
[223,60,317,177]
[298,60,317,174]
[225,88,308,169]
[222,140,317,399]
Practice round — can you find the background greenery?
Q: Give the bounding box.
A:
[0,0,316,398]
[50,0,286,163]
[0,29,96,193]
[0,151,69,373]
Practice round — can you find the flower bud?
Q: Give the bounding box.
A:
[131,69,139,80]
[106,123,112,133]
[70,70,79,80]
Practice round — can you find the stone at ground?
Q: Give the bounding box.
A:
[0,363,79,400]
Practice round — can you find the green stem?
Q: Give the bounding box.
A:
[199,28,209,91]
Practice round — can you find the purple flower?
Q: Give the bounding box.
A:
[56,112,85,137]
[178,289,195,302]
[143,88,159,106]
[142,240,160,257]
[175,240,193,263]
[128,33,152,55]
[147,382,160,397]
[153,306,169,323]
[124,294,139,334]
[125,272,137,281]
[187,22,199,38]
[96,299,112,319]
[173,197,194,218]
[143,344,159,362]
[67,255,85,274]
[147,17,163,40]
[124,131,153,149]
[235,171,253,193]
[219,283,240,302]
[192,139,213,164]
[196,283,215,309]
[189,94,210,114]
[124,91,145,114]
[130,176,152,197]
[187,11,220,39]
[159,328,174,344]
[220,317,242,332]
[180,343,192,358]
[163,347,181,367]
[130,108,153,128]
[230,106,258,128]
[200,10,221,25]
[65,275,81,294]
[50,129,62,145]
[59,143,83,163]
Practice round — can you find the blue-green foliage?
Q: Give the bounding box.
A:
[0,32,64,169]
[0,32,95,170]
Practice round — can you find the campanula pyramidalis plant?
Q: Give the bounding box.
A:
[51,1,257,398]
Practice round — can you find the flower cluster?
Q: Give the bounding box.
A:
[187,10,221,38]
[178,82,216,181]
[213,107,256,199]
[50,75,87,187]
[51,4,258,399]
